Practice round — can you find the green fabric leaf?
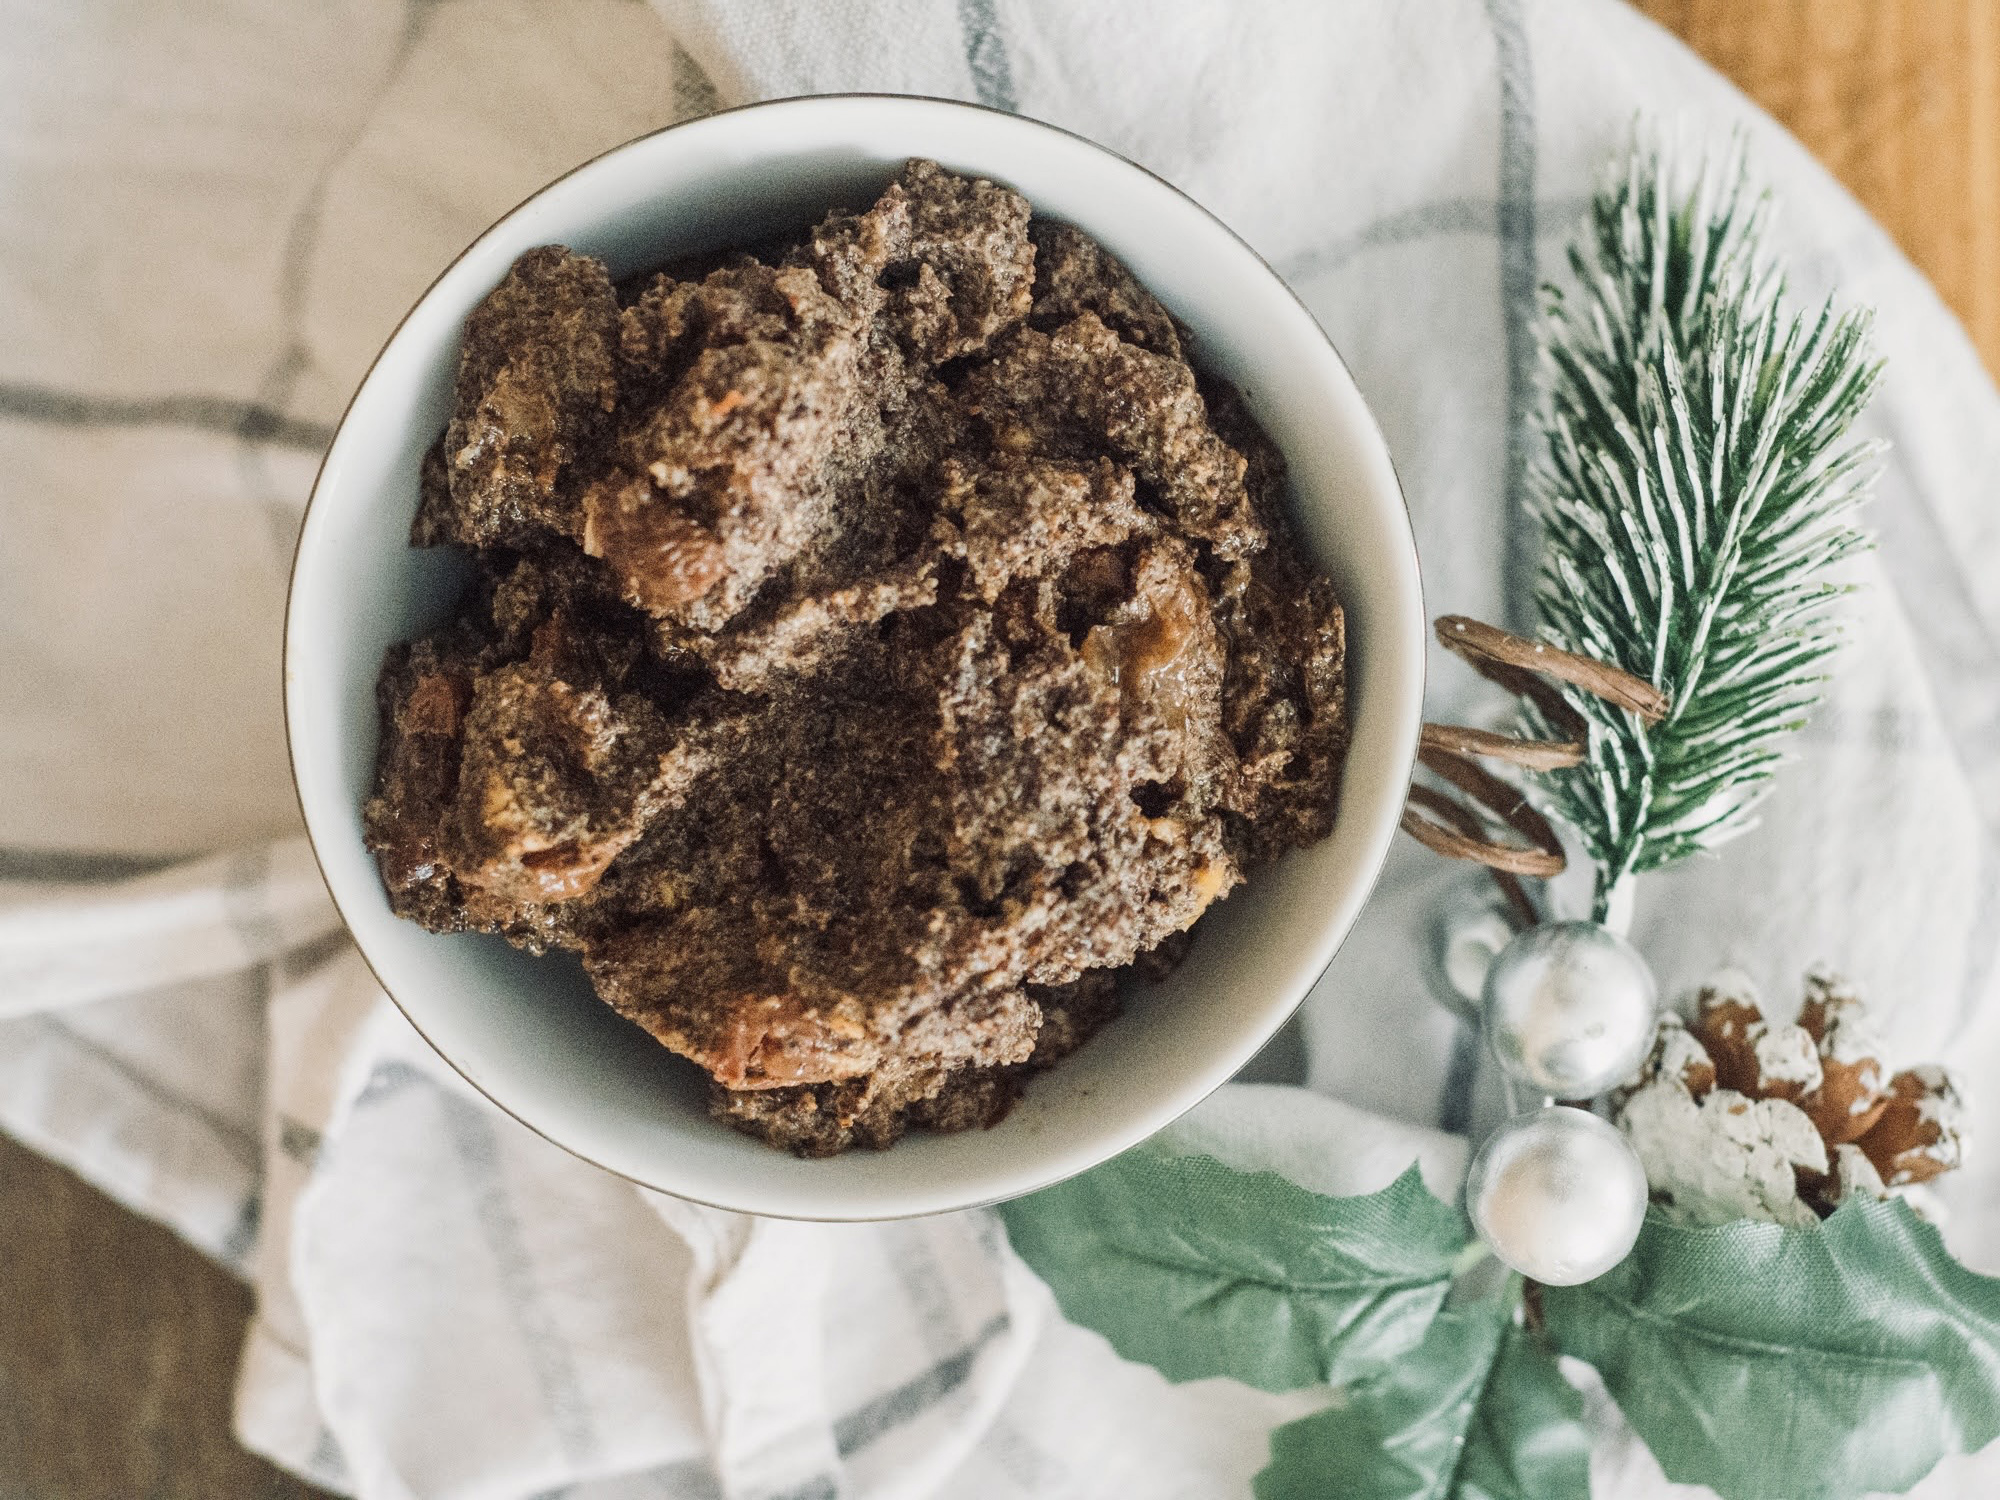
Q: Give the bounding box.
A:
[1544,1197,2000,1500]
[1254,1299,1591,1500]
[998,1152,1468,1391]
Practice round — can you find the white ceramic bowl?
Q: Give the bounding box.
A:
[286,95,1424,1220]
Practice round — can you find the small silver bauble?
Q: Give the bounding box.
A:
[1466,1105,1648,1285]
[1482,920,1657,1099]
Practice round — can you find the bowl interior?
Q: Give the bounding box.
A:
[286,95,1424,1220]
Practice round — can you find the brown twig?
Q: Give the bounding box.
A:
[1435,615,1666,724]
[1399,787,1541,930]
[1402,749,1566,878]
[1403,616,1670,894]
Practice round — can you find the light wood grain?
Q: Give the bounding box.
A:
[1637,0,2000,373]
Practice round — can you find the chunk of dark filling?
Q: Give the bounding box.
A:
[366,159,1348,1156]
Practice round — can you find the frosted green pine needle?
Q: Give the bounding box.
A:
[1525,137,1882,922]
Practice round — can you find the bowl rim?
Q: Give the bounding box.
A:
[283,91,1427,1220]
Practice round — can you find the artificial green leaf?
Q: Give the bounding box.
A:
[998,1152,1468,1392]
[1254,1298,1591,1500]
[1544,1197,2000,1500]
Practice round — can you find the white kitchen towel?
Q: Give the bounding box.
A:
[3,1,1999,1497]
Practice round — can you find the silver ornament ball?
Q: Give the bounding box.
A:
[1466,1105,1648,1285]
[1482,920,1657,1099]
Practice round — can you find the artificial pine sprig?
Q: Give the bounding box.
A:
[1526,138,1883,922]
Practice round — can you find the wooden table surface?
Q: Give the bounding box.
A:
[1637,0,2000,371]
[4,3,1996,1493]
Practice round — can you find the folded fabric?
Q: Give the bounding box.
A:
[3,1,1997,1496]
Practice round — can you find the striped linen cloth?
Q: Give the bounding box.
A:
[4,1,1999,1495]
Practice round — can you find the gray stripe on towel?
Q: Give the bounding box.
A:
[672,42,723,119]
[640,1458,723,1499]
[217,1190,264,1272]
[883,1226,970,1355]
[0,846,185,884]
[222,847,283,962]
[834,1313,1010,1456]
[350,1069,1022,1486]
[237,0,450,565]
[1276,194,1590,287]
[1280,198,1502,284]
[1484,0,1541,632]
[307,1426,353,1489]
[436,1089,601,1466]
[957,0,1018,112]
[353,1057,429,1108]
[0,381,336,451]
[25,1013,262,1165]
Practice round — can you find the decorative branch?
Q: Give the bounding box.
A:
[1524,138,1883,922]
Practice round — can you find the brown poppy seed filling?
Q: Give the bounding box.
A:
[363,159,1348,1156]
